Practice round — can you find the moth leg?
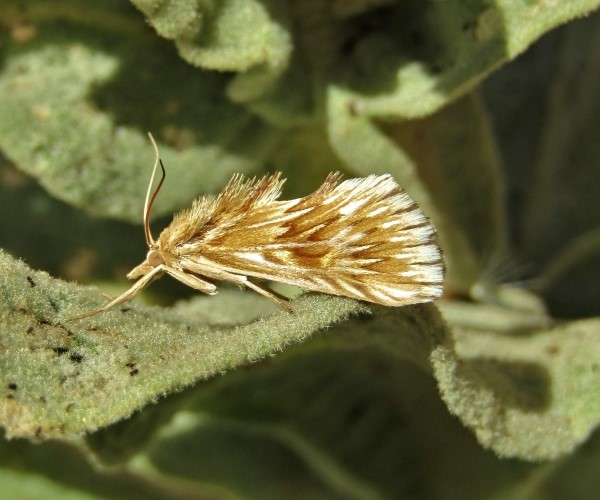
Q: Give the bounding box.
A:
[179,257,292,310]
[162,267,218,295]
[67,266,165,321]
[243,280,293,312]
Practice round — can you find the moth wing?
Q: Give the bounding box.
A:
[178,173,444,306]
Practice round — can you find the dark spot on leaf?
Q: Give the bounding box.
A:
[27,276,36,287]
[69,353,84,363]
[6,394,14,399]
[8,383,17,391]
[35,427,43,438]
[26,326,34,334]
[53,347,69,356]
[125,362,136,368]
[17,307,27,314]
[130,368,139,376]
[39,319,52,326]
[65,403,75,412]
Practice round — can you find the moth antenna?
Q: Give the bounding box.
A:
[144,132,166,247]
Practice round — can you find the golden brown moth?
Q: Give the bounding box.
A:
[71,133,444,320]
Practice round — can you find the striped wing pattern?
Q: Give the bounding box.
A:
[158,172,444,306]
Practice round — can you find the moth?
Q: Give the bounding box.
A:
[71,134,443,320]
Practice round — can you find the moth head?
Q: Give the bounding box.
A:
[127,249,165,279]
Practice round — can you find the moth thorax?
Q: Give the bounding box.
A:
[147,249,165,267]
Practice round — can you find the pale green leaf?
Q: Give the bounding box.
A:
[0,248,364,438]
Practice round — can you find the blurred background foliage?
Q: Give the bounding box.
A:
[1,0,599,498]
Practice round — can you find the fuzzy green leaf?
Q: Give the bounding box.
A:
[328,0,600,120]
[86,303,600,497]
[0,249,365,438]
[130,0,292,73]
[439,298,600,460]
[3,241,599,464]
[0,1,281,222]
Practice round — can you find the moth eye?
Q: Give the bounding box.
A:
[147,249,165,267]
